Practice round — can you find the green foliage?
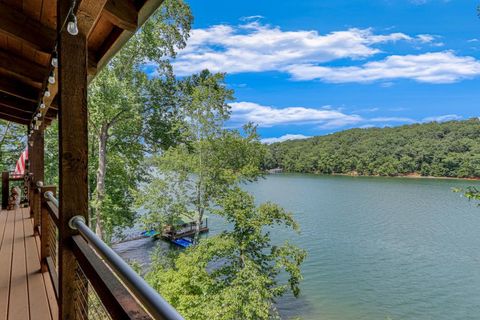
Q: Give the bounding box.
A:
[454,186,480,204]
[264,119,480,178]
[138,71,264,240]
[0,120,26,172]
[139,70,305,319]
[44,122,58,186]
[146,188,306,320]
[85,0,193,241]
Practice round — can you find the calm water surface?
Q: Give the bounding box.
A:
[114,174,480,320]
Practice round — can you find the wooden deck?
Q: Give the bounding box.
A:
[0,208,58,320]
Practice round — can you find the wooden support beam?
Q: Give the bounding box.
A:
[0,77,39,102]
[88,50,99,75]
[0,3,56,54]
[0,48,48,85]
[0,112,31,125]
[57,0,89,318]
[0,104,35,119]
[93,0,163,79]
[77,0,109,37]
[0,94,37,113]
[103,0,138,32]
[29,124,45,232]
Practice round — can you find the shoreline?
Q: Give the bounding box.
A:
[267,171,480,182]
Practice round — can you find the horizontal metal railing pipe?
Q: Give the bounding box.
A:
[70,216,184,320]
[44,191,184,320]
[44,190,59,208]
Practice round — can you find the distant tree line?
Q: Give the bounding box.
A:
[263,119,480,178]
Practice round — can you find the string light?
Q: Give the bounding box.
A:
[48,71,55,84]
[51,50,58,68]
[67,12,79,36]
[31,1,79,128]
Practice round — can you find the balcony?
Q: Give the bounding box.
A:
[0,207,57,320]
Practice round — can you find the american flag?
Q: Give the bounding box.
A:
[14,149,28,176]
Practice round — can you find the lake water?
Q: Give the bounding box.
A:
[114,174,480,320]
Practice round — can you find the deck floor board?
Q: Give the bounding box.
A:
[0,208,57,320]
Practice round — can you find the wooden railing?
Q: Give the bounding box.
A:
[32,183,184,320]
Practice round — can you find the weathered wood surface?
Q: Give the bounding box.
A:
[57,1,89,317]
[0,0,164,125]
[72,235,151,320]
[0,208,58,320]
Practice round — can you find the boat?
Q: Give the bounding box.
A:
[171,237,193,248]
[142,214,209,247]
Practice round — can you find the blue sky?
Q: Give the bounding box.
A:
[173,0,480,142]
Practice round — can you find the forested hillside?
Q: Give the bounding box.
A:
[264,119,480,178]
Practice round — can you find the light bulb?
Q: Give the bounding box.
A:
[51,51,58,68]
[67,14,79,36]
[44,89,50,97]
[40,102,46,109]
[48,71,55,84]
[34,116,38,121]
[37,113,42,118]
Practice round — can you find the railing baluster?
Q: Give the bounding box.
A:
[43,190,184,320]
[40,186,56,273]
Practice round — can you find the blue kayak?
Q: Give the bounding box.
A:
[142,230,160,237]
[172,238,193,248]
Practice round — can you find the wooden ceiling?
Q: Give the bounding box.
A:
[0,0,163,127]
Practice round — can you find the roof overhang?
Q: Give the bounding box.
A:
[0,0,164,127]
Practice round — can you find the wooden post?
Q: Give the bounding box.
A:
[1,172,8,209]
[29,126,44,232]
[40,186,56,273]
[57,1,89,318]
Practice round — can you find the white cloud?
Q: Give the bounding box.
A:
[229,102,363,128]
[240,15,264,21]
[417,34,435,43]
[422,114,462,122]
[171,21,477,84]
[173,22,432,76]
[261,134,311,144]
[287,51,480,83]
[229,101,465,133]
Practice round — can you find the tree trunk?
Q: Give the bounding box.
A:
[95,124,108,239]
[193,183,203,244]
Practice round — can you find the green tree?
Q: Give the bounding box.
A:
[87,0,192,241]
[138,70,244,243]
[0,120,26,172]
[146,188,306,320]
[265,119,480,179]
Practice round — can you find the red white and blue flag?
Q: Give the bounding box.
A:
[14,149,28,176]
